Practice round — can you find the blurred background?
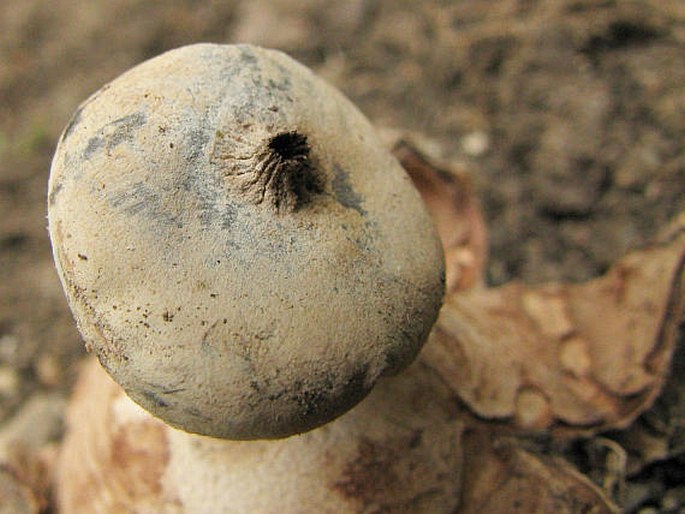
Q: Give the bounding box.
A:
[0,0,684,511]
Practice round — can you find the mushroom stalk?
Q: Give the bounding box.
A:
[58,356,462,513]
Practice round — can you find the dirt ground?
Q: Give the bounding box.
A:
[0,0,684,512]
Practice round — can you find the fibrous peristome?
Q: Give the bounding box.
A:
[47,44,444,439]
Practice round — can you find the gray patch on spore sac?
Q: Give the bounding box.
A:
[106,113,147,147]
[332,164,366,216]
[172,108,244,232]
[229,48,294,122]
[142,389,170,409]
[60,86,109,144]
[108,181,183,229]
[183,128,211,163]
[202,199,237,232]
[48,178,64,207]
[220,208,237,230]
[140,382,189,411]
[353,223,375,254]
[83,112,147,160]
[237,44,259,66]
[83,136,105,158]
[180,143,240,232]
[267,77,291,93]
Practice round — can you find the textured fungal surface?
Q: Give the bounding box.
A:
[47,44,444,439]
[58,358,463,514]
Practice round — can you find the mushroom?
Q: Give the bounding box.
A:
[47,43,445,440]
[49,42,655,509]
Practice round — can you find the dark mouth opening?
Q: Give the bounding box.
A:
[268,131,310,160]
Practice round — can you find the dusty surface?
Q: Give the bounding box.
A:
[48,43,444,440]
[0,0,684,512]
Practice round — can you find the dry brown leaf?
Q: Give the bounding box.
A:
[459,429,619,513]
[0,424,58,514]
[392,139,488,293]
[423,227,685,435]
[610,214,685,472]
[0,463,43,514]
[611,303,685,473]
[389,132,682,511]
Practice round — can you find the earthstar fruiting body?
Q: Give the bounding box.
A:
[47,43,445,439]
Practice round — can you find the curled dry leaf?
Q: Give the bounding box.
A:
[0,394,63,514]
[422,226,685,435]
[0,465,42,514]
[390,140,620,510]
[458,430,619,514]
[611,281,685,473]
[391,139,488,293]
[391,137,683,438]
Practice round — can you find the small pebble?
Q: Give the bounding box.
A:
[35,354,63,387]
[0,392,66,459]
[0,468,39,514]
[662,486,685,511]
[461,131,489,157]
[0,335,20,364]
[0,367,19,398]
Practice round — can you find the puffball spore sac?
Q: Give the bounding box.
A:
[48,43,445,440]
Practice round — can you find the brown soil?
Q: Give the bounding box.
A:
[0,0,683,512]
